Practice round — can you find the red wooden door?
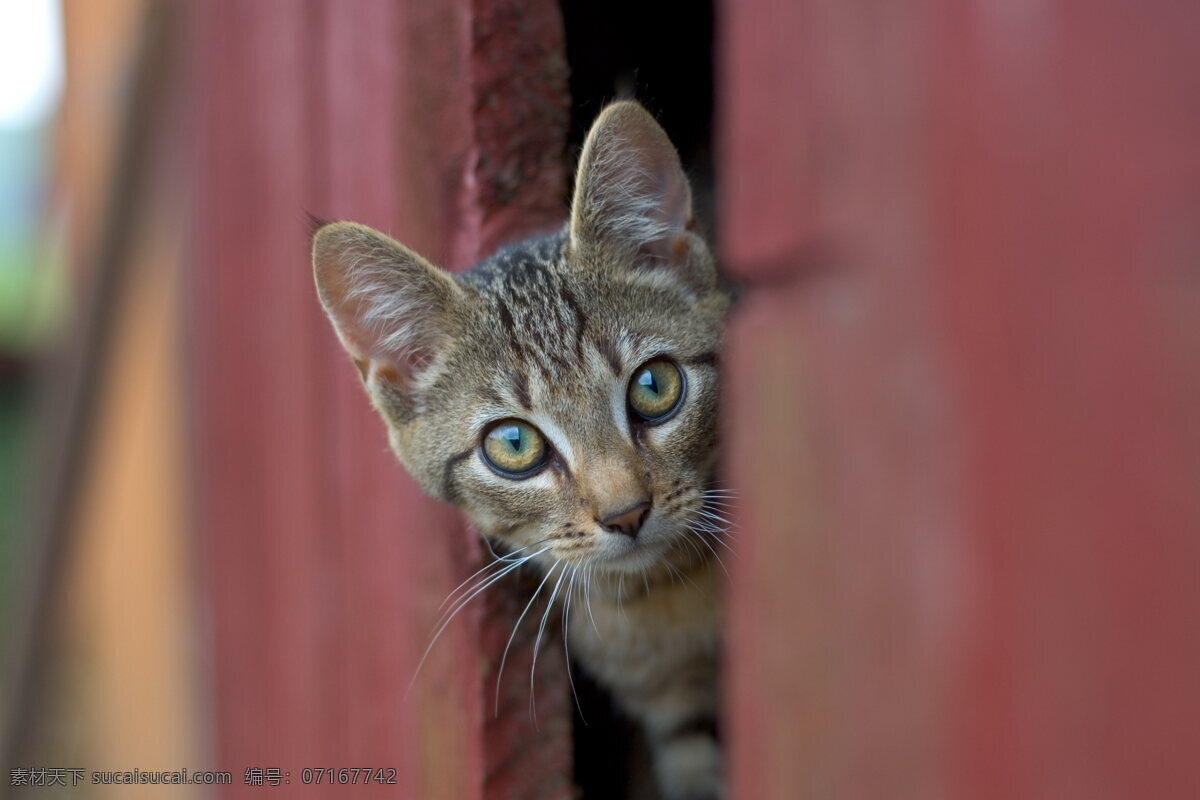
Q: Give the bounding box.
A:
[721,1,1200,798]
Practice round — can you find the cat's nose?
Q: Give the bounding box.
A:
[599,500,652,538]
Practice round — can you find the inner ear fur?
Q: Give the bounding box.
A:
[312,221,463,388]
[568,101,713,292]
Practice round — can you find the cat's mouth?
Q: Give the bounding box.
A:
[584,515,680,572]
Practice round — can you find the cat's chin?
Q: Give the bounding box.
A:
[582,530,677,574]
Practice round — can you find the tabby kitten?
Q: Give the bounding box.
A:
[313,101,730,800]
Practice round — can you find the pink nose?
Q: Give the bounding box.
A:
[599,501,652,538]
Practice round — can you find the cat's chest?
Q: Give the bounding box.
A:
[566,559,722,678]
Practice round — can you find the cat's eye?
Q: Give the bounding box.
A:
[628,359,685,424]
[481,419,547,477]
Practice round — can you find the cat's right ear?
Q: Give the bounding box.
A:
[312,221,462,389]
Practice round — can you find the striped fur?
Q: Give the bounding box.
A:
[314,101,730,799]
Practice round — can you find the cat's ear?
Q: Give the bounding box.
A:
[569,101,712,291]
[313,221,463,388]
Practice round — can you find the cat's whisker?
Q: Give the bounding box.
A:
[584,562,600,637]
[701,496,738,513]
[697,517,734,534]
[695,508,733,527]
[439,561,506,613]
[687,505,737,551]
[690,512,737,546]
[691,519,732,542]
[494,561,559,716]
[481,534,504,560]
[438,538,550,611]
[529,562,569,724]
[562,565,587,724]
[663,559,705,596]
[691,523,736,557]
[685,526,730,577]
[434,548,546,630]
[674,527,707,565]
[407,548,549,697]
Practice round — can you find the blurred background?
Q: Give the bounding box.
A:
[1,0,201,796]
[2,1,1198,799]
[0,0,61,595]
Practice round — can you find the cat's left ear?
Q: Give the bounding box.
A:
[568,101,714,293]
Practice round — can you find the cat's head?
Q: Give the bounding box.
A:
[313,101,729,574]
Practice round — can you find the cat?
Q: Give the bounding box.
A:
[312,101,731,800]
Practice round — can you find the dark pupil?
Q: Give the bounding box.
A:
[502,426,522,451]
[637,370,660,396]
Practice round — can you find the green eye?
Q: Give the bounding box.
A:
[481,419,547,477]
[628,359,685,423]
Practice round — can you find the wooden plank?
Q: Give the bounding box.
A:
[932,4,1200,797]
[189,1,572,797]
[720,0,1200,798]
[191,3,335,792]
